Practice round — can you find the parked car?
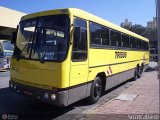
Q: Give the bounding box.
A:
[0,40,14,69]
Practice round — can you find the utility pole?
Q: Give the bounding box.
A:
[157,0,160,79]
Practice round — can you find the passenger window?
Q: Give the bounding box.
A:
[90,23,101,45]
[145,42,149,50]
[116,32,121,47]
[141,40,148,50]
[110,30,117,46]
[136,39,141,49]
[140,40,143,50]
[72,18,87,61]
[130,37,136,48]
[74,18,87,28]
[122,34,129,48]
[101,27,109,46]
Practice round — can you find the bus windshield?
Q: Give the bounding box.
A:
[16,14,69,62]
[3,41,14,51]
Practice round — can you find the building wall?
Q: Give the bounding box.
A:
[147,17,157,29]
[121,19,132,28]
[0,6,26,28]
[0,6,26,40]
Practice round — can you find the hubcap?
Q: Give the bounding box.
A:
[94,81,101,97]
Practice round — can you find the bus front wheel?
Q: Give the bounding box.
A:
[88,77,102,104]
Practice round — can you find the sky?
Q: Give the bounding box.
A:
[0,0,156,27]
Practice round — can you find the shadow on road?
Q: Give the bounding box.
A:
[145,67,158,72]
[0,87,93,120]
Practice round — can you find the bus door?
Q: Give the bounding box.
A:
[69,18,88,104]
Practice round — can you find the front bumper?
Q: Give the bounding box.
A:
[9,81,68,107]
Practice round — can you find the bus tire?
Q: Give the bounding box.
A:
[88,77,102,104]
[138,66,143,78]
[134,67,138,80]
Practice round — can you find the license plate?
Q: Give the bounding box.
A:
[24,91,32,96]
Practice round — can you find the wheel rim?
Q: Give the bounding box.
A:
[94,81,101,98]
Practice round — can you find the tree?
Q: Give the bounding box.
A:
[122,25,158,41]
[141,28,158,41]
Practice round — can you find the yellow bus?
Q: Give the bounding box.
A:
[10,8,149,107]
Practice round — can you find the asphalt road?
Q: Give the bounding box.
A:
[0,70,151,120]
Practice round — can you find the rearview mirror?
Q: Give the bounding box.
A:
[11,25,19,44]
[11,31,17,44]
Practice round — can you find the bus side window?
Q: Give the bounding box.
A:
[110,30,117,46]
[90,23,101,45]
[116,32,121,47]
[72,18,87,61]
[130,37,136,48]
[145,41,149,50]
[142,40,148,50]
[136,39,141,49]
[101,27,109,46]
[110,30,121,47]
[122,34,129,48]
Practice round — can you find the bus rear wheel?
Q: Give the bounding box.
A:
[88,77,102,104]
[138,66,143,78]
[134,67,138,80]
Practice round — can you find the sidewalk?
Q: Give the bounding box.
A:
[148,62,158,70]
[84,71,159,120]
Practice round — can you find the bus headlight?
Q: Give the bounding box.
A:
[51,94,56,100]
[14,85,16,90]
[44,93,49,99]
[17,90,20,93]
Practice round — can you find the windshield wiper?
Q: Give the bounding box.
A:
[33,44,45,63]
[16,34,33,61]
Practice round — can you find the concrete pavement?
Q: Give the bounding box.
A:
[84,71,159,120]
[0,71,9,89]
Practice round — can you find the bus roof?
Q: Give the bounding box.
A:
[22,8,149,42]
